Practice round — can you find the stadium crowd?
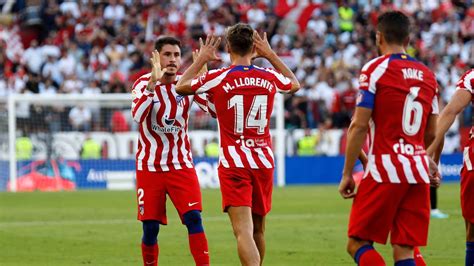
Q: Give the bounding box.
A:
[0,0,473,151]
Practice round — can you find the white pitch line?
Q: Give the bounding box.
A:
[0,213,344,228]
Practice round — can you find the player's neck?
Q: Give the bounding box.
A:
[160,74,176,85]
[381,44,406,56]
[231,55,252,66]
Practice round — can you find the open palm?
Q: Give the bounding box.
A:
[150,50,167,83]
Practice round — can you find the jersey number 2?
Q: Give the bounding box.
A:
[228,95,268,134]
[402,86,423,136]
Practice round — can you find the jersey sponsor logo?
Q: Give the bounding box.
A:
[139,205,144,215]
[188,202,199,207]
[359,74,369,87]
[164,117,175,126]
[152,123,182,133]
[392,138,424,155]
[235,136,268,148]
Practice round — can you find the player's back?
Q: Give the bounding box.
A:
[361,54,438,184]
[207,65,290,169]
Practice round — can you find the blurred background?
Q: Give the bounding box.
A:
[0,0,472,191]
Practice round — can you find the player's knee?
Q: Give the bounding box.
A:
[346,238,368,257]
[142,220,160,245]
[467,222,474,241]
[183,210,204,234]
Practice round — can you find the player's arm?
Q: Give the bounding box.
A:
[358,150,368,170]
[427,89,471,160]
[131,50,167,123]
[339,106,372,199]
[253,31,300,93]
[176,36,221,95]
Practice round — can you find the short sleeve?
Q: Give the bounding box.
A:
[190,68,230,94]
[456,69,474,94]
[265,68,292,93]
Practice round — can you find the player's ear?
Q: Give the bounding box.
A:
[375,31,382,47]
[226,43,231,53]
[403,37,410,49]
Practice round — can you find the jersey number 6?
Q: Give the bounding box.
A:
[402,86,423,136]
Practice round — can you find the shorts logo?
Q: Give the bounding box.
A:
[188,202,199,207]
[139,205,144,215]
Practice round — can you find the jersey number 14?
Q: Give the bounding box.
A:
[228,95,268,135]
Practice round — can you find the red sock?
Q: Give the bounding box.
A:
[141,243,158,266]
[359,249,386,266]
[188,232,210,265]
[414,247,426,266]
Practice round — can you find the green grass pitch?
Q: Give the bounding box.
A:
[0,183,465,265]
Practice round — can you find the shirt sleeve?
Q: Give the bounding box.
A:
[131,77,154,123]
[456,69,474,94]
[356,56,389,109]
[190,68,229,94]
[266,68,292,93]
[193,93,217,118]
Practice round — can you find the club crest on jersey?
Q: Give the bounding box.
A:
[176,95,185,106]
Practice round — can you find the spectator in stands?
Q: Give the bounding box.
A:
[80,134,101,159]
[297,129,318,156]
[204,138,219,158]
[69,104,91,132]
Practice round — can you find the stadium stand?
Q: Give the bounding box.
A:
[0,0,473,154]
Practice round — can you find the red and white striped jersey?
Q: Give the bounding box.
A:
[131,73,214,172]
[455,69,474,171]
[190,65,292,169]
[356,54,439,184]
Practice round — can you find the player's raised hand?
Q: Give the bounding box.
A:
[338,175,356,199]
[197,35,221,62]
[428,157,441,188]
[193,49,207,75]
[149,50,167,83]
[253,31,274,59]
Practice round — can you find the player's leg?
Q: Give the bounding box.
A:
[252,213,265,264]
[346,238,384,266]
[166,168,209,265]
[142,220,160,266]
[228,206,260,266]
[391,183,430,265]
[218,167,259,265]
[461,167,474,266]
[413,247,426,266]
[347,177,406,265]
[250,168,273,265]
[466,221,474,266]
[136,170,167,266]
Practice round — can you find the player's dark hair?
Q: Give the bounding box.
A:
[377,11,410,45]
[225,23,254,56]
[155,36,181,52]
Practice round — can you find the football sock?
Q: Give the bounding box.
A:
[414,247,426,266]
[141,220,160,266]
[394,258,415,266]
[141,242,158,266]
[142,220,160,245]
[466,242,474,266]
[184,211,210,265]
[354,245,385,266]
